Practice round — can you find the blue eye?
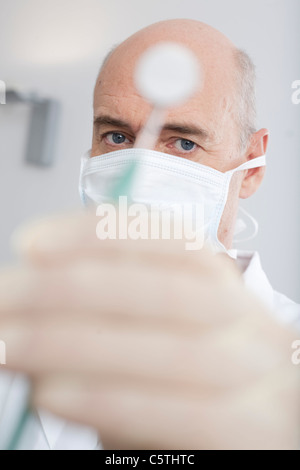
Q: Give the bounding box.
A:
[174,139,196,152]
[106,133,129,145]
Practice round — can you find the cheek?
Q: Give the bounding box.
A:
[229,172,244,198]
[91,135,102,157]
[225,173,244,215]
[218,173,243,244]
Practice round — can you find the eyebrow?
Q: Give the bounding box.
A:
[94,115,212,142]
[94,116,134,133]
[162,123,210,141]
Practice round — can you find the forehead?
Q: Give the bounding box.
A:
[94,39,236,131]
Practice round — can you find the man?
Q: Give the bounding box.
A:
[0,19,299,450]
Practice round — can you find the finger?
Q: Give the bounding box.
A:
[11,211,240,281]
[33,366,300,450]
[0,257,243,327]
[1,314,295,391]
[11,211,196,262]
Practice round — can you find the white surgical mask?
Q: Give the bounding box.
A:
[79,148,266,253]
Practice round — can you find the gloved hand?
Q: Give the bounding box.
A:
[0,211,298,449]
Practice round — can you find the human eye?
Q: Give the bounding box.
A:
[104,132,131,146]
[173,138,197,153]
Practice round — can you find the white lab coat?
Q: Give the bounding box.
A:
[0,251,299,450]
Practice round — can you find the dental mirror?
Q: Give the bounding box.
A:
[134,41,201,148]
[110,42,201,200]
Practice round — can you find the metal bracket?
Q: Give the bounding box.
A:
[6,90,60,167]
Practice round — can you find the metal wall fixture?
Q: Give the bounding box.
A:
[6,90,60,167]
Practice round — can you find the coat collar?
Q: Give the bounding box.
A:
[237,250,275,310]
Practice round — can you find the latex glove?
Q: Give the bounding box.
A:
[0,211,298,450]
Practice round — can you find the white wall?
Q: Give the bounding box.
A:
[0,0,299,301]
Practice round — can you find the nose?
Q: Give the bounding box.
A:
[134,108,166,150]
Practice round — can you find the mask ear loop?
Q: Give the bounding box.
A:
[79,150,92,206]
[233,206,259,243]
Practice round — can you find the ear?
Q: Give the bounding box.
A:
[239,128,269,199]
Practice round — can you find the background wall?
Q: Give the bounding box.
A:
[0,0,299,301]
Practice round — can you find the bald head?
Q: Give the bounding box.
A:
[103,19,236,69]
[96,19,256,152]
